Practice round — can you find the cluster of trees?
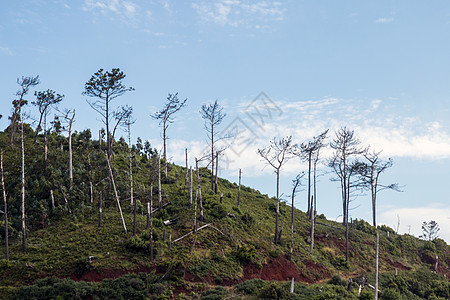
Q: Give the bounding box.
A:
[0,68,232,262]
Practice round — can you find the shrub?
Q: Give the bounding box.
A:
[359,290,374,300]
[74,257,92,278]
[380,288,402,300]
[327,275,347,286]
[201,286,227,300]
[236,279,266,295]
[258,282,287,299]
[236,244,258,264]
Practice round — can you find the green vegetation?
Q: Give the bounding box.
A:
[0,125,448,299]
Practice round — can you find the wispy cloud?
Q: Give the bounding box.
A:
[168,97,450,177]
[375,17,393,24]
[83,0,140,25]
[0,46,13,56]
[192,0,285,27]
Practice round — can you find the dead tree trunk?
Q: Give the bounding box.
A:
[185,148,188,186]
[50,189,55,211]
[238,168,241,208]
[98,191,102,228]
[158,155,162,209]
[277,220,284,244]
[57,182,72,214]
[44,113,48,167]
[133,192,137,236]
[68,111,75,190]
[375,230,379,300]
[191,187,199,253]
[21,119,26,252]
[88,154,93,203]
[215,151,218,194]
[189,167,193,208]
[150,182,153,261]
[309,196,315,254]
[1,151,9,260]
[106,153,127,234]
[196,158,203,221]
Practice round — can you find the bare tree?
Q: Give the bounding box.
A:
[32,90,64,167]
[60,109,76,189]
[1,151,9,260]
[298,130,329,218]
[152,93,187,175]
[9,76,40,144]
[258,136,296,244]
[237,168,242,208]
[358,149,400,227]
[329,127,365,261]
[83,68,134,161]
[106,152,127,234]
[290,173,304,255]
[200,100,226,191]
[111,105,133,157]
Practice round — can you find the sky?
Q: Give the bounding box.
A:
[1,0,450,242]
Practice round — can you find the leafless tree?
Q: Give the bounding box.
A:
[329,127,365,261]
[200,100,226,191]
[358,149,400,227]
[152,93,187,175]
[298,130,329,218]
[60,109,76,189]
[258,136,297,244]
[83,68,134,161]
[111,105,133,157]
[290,173,304,255]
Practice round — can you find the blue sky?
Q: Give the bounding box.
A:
[1,0,450,241]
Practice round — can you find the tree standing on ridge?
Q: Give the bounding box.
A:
[152,93,187,176]
[258,136,296,245]
[83,68,134,162]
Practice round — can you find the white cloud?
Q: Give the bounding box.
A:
[375,17,393,24]
[379,203,450,243]
[192,0,285,27]
[83,0,140,24]
[0,46,13,56]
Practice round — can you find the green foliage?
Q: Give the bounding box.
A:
[201,286,227,300]
[74,257,92,278]
[331,256,350,270]
[380,288,402,300]
[359,290,374,300]
[236,278,266,295]
[235,244,258,264]
[327,274,347,286]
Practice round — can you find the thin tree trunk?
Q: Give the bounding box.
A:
[146,201,150,229]
[278,221,284,244]
[57,182,72,214]
[50,189,55,211]
[21,118,26,252]
[68,111,75,190]
[88,154,93,203]
[158,155,162,209]
[189,167,193,208]
[307,152,312,218]
[1,151,9,260]
[99,130,102,148]
[133,192,137,236]
[44,113,48,167]
[98,191,102,228]
[375,230,379,300]
[106,153,127,234]
[310,196,315,254]
[290,188,294,255]
[196,158,203,221]
[191,187,198,253]
[185,148,188,186]
[215,151,218,194]
[211,130,214,191]
[163,123,167,176]
[238,168,241,207]
[274,170,280,244]
[150,182,153,261]
[220,192,223,204]
[129,125,134,206]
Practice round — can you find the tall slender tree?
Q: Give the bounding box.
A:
[9,76,40,144]
[329,127,365,261]
[152,93,187,175]
[60,109,76,189]
[83,68,134,161]
[1,151,9,260]
[32,90,64,168]
[200,100,226,191]
[258,136,296,244]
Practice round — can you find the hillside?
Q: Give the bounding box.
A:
[0,126,449,299]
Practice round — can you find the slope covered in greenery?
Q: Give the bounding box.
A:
[0,126,449,299]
